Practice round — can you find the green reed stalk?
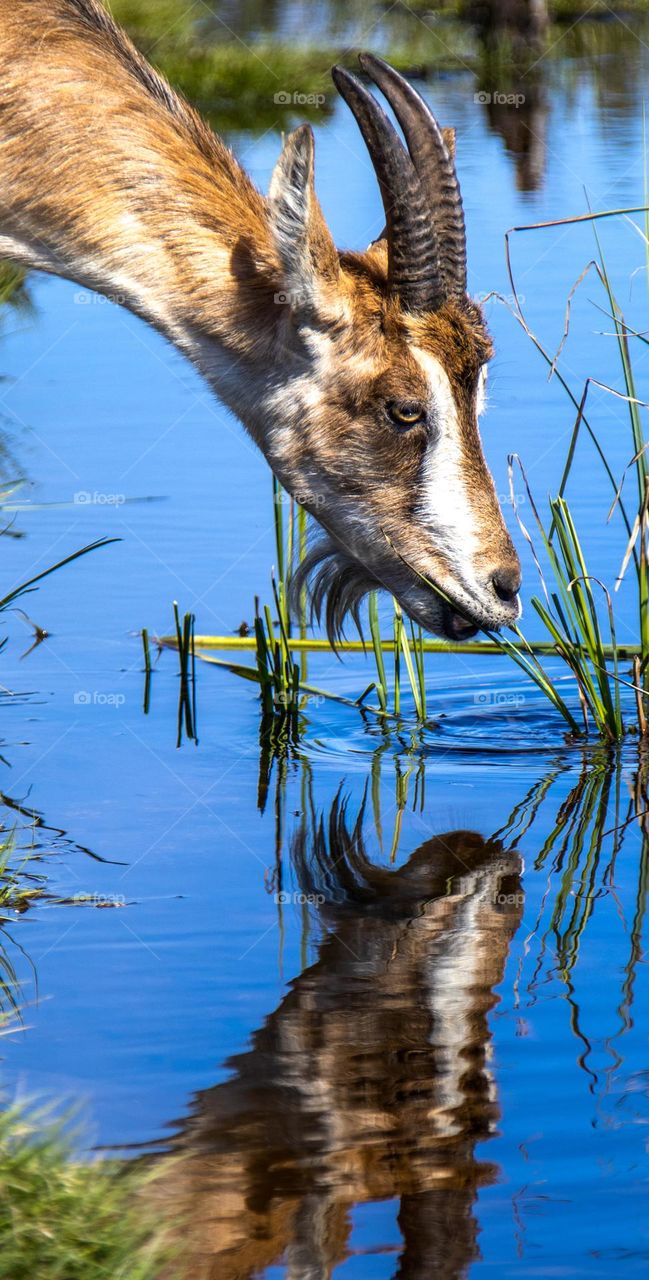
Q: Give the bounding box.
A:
[172,603,197,745]
[368,592,388,713]
[411,622,427,722]
[394,602,423,720]
[392,603,402,719]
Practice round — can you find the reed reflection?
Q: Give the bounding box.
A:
[155,795,523,1279]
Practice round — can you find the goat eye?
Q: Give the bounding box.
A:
[386,401,425,428]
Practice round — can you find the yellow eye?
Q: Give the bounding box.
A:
[387,401,425,428]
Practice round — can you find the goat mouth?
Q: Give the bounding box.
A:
[442,605,479,642]
[290,533,514,644]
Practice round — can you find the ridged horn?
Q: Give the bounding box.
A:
[331,64,447,311]
[359,53,467,297]
[331,56,467,308]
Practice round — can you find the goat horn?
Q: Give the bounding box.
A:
[359,53,467,297]
[331,64,447,311]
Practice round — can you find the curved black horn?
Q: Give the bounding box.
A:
[359,53,467,297]
[331,64,447,311]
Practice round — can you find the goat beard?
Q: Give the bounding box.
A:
[289,536,378,646]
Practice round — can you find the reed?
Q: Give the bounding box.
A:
[159,479,439,731]
[141,626,152,715]
[496,742,649,1084]
[172,602,197,746]
[484,203,649,740]
[0,536,118,618]
[0,831,44,915]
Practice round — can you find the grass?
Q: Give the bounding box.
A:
[0,537,118,620]
[481,203,649,741]
[0,832,45,916]
[0,532,119,689]
[0,264,29,314]
[0,1102,175,1280]
[494,739,649,1084]
[0,825,177,1280]
[0,828,43,1015]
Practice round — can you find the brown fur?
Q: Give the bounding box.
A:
[0,0,521,637]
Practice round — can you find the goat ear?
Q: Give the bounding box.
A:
[268,125,340,311]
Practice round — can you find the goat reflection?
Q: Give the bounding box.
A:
[154,801,523,1279]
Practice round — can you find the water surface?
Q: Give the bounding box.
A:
[2,7,649,1276]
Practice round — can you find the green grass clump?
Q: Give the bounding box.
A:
[0,832,45,915]
[0,1103,174,1280]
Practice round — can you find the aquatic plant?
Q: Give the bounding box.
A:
[494,740,649,1090]
[0,263,29,313]
[261,728,649,1104]
[157,475,440,736]
[0,831,44,915]
[482,206,649,741]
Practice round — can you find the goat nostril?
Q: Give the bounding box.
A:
[492,569,521,605]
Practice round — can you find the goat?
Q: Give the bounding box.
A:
[0,1,521,639]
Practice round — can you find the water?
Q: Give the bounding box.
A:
[2,6,649,1276]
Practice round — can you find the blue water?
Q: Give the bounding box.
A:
[2,21,649,1278]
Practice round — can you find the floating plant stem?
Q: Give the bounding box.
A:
[141,627,152,715]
